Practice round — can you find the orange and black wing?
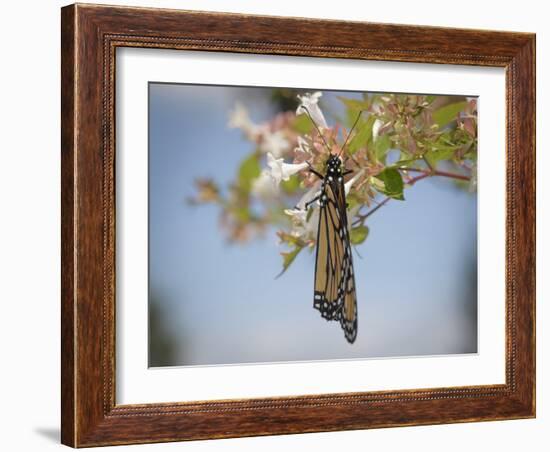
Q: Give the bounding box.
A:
[313,180,358,343]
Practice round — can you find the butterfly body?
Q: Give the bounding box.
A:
[310,155,358,343]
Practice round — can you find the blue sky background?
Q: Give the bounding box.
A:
[148,83,478,367]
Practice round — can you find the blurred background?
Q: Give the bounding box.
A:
[148,83,477,367]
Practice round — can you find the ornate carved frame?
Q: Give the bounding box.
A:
[61,4,535,447]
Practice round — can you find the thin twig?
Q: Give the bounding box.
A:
[352,197,391,226]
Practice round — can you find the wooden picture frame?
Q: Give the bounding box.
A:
[61,3,535,447]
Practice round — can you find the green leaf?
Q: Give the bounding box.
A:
[339,97,370,126]
[374,168,405,200]
[423,134,460,168]
[424,147,456,168]
[373,134,391,163]
[277,246,303,278]
[338,96,369,111]
[233,206,251,222]
[277,231,303,247]
[350,225,369,245]
[280,174,300,194]
[425,95,437,104]
[463,144,478,162]
[293,114,314,134]
[432,101,467,129]
[393,158,421,168]
[346,193,361,210]
[347,115,375,155]
[238,153,261,191]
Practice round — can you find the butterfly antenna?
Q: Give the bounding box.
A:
[338,109,367,159]
[300,106,333,155]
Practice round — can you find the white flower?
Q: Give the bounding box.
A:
[296,91,328,129]
[284,213,307,239]
[229,103,291,157]
[372,119,384,142]
[294,136,312,157]
[371,102,382,114]
[228,103,261,139]
[284,182,324,240]
[228,102,251,129]
[295,181,321,210]
[344,169,365,196]
[251,169,279,199]
[259,130,290,158]
[284,206,319,241]
[267,152,309,185]
[284,207,307,224]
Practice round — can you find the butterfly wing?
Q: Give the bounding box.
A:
[334,177,358,343]
[313,178,358,343]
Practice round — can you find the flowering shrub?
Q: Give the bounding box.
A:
[189,91,477,275]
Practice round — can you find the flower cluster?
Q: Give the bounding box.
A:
[189,91,477,274]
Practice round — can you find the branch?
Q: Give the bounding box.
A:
[406,173,431,185]
[398,167,471,181]
[352,197,391,226]
[432,169,471,181]
[351,170,456,227]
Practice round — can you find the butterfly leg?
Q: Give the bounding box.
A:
[342,169,354,177]
[306,161,324,180]
[304,195,321,210]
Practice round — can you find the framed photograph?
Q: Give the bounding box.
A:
[61,3,536,447]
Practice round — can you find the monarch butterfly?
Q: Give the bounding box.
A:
[302,109,364,344]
